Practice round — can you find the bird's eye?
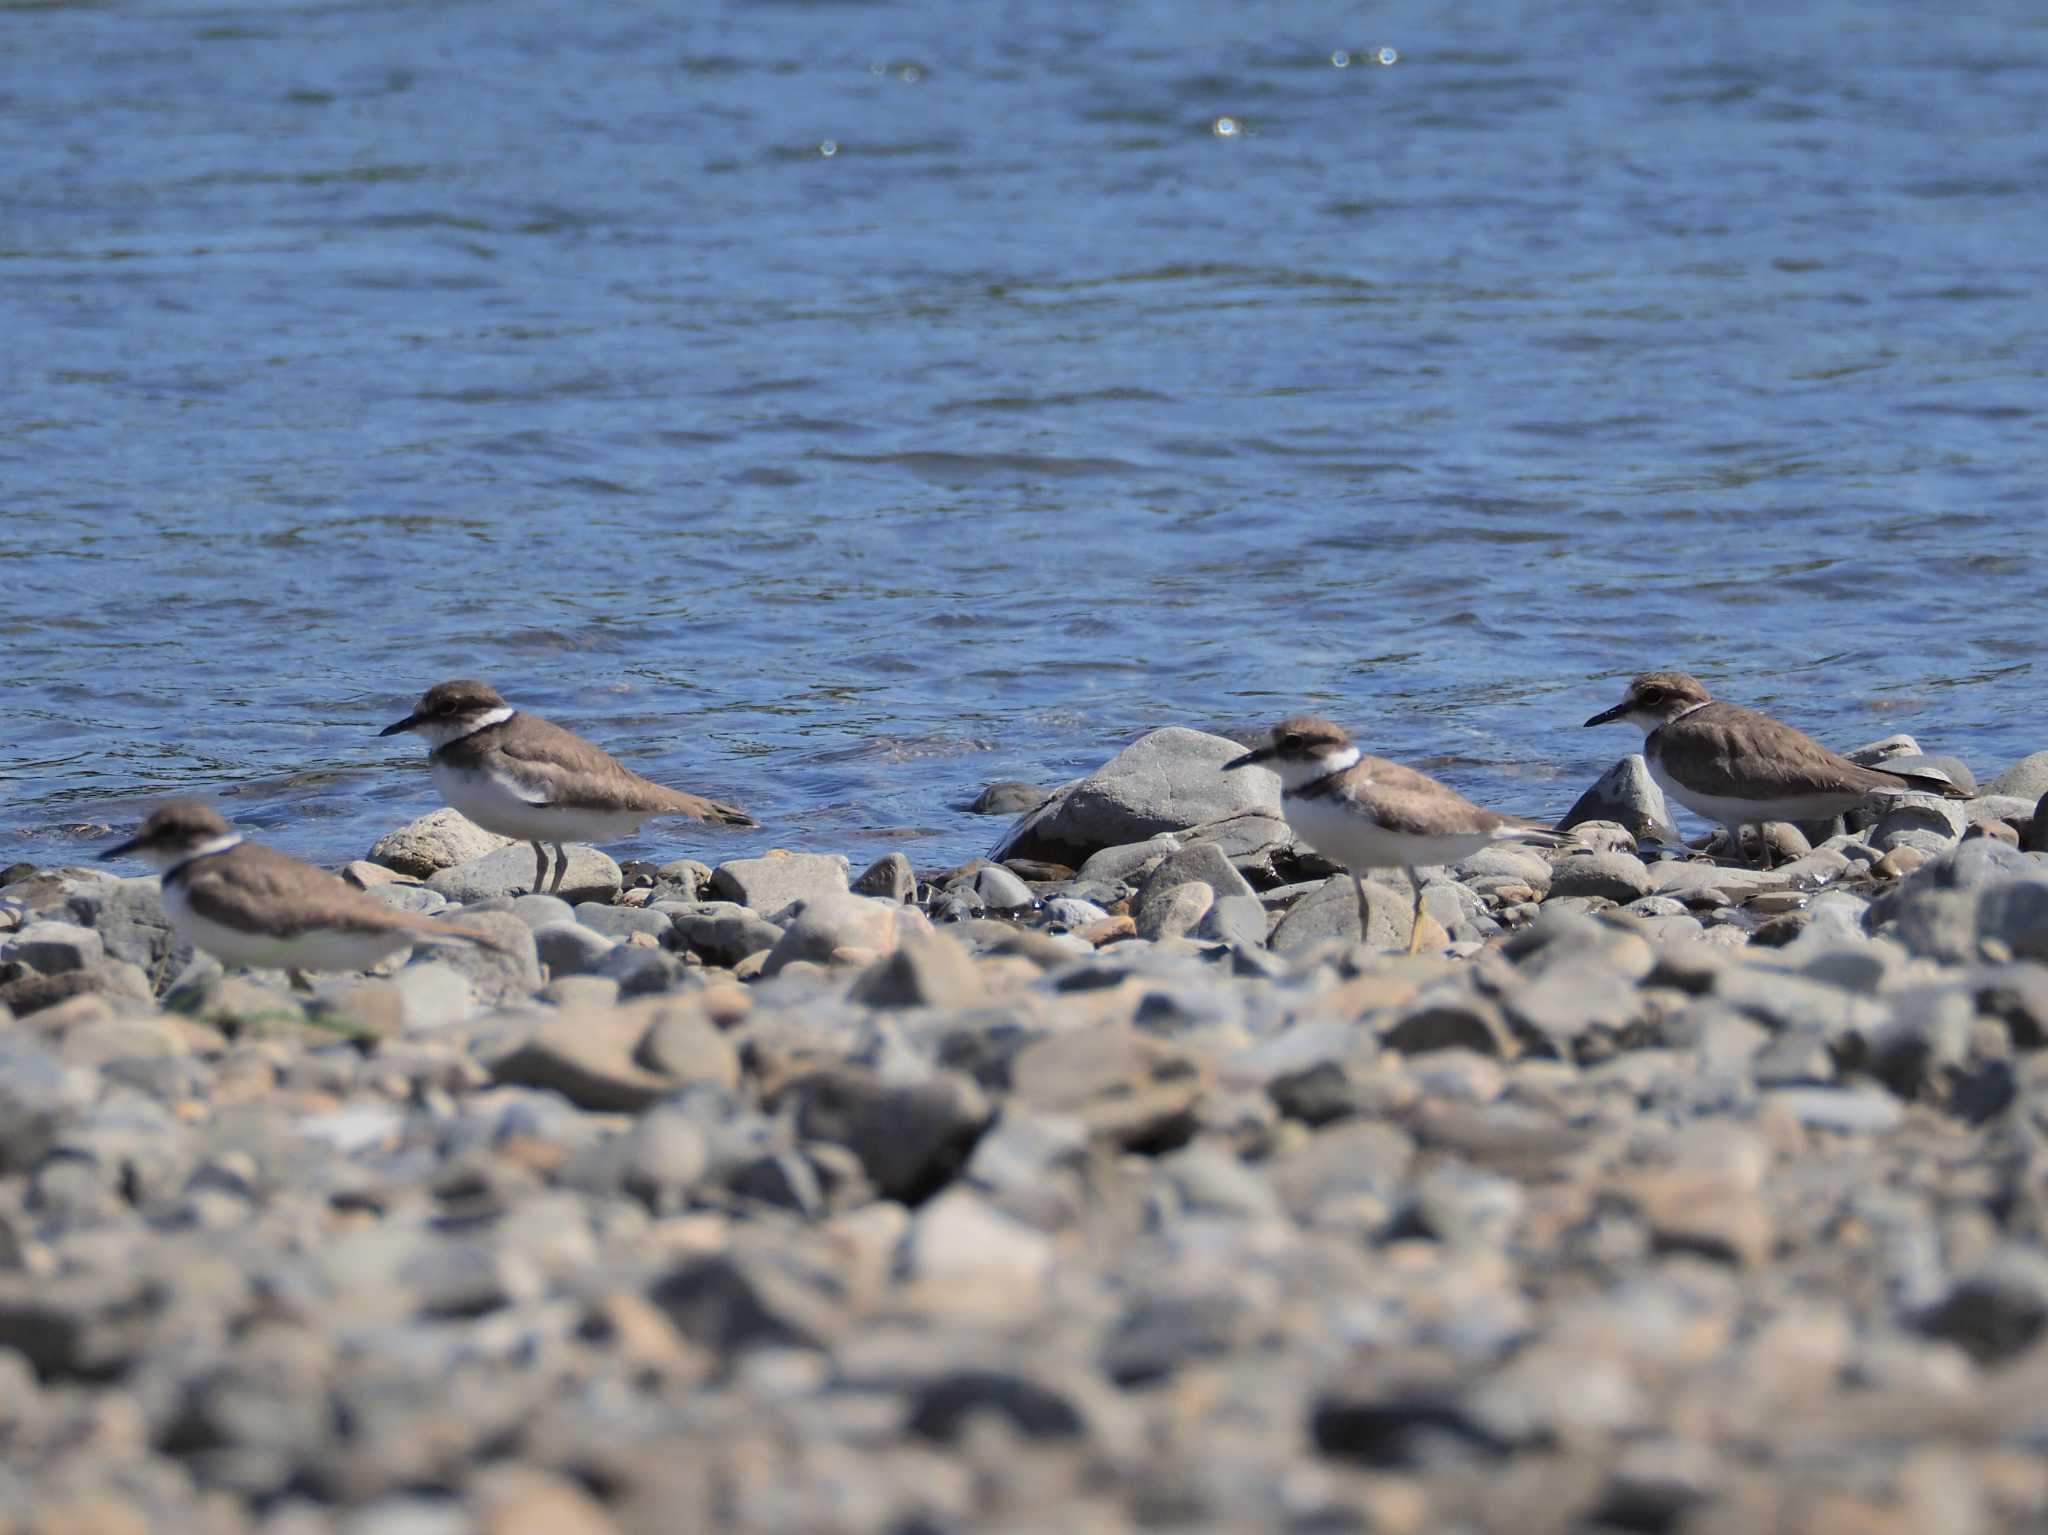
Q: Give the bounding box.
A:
[1277,734,1299,751]
[1640,687,1664,704]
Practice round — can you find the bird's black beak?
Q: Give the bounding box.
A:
[1583,703,1629,728]
[1223,746,1276,771]
[100,834,144,863]
[379,712,423,737]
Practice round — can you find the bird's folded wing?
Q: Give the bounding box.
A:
[181,848,403,937]
[484,717,754,822]
[1663,709,1889,799]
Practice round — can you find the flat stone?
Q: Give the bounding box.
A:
[428,844,622,905]
[993,727,1281,863]
[706,853,850,914]
[369,808,514,877]
[1561,754,1681,844]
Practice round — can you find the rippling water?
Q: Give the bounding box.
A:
[6,0,2046,872]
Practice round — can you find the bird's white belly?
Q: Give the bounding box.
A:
[432,759,649,844]
[1283,794,1497,873]
[1644,753,1860,829]
[163,884,412,973]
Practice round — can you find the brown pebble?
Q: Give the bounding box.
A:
[1077,915,1137,946]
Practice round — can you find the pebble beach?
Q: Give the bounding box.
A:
[7,725,2048,1534]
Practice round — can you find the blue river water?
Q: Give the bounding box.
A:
[6,0,2046,874]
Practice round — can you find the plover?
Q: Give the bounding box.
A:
[101,800,498,985]
[1227,715,1575,955]
[380,679,755,894]
[1583,671,1968,865]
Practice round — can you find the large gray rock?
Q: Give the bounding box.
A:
[773,1066,991,1202]
[993,728,1281,863]
[849,929,987,1009]
[369,808,514,877]
[1868,794,1967,855]
[1560,756,1680,845]
[1989,751,2048,802]
[409,911,541,1006]
[428,843,621,905]
[1268,874,1415,953]
[0,1036,99,1174]
[852,852,916,903]
[706,853,850,914]
[1,921,103,975]
[65,877,187,978]
[664,903,785,966]
[1134,841,1255,926]
[1546,850,1653,904]
[761,893,930,975]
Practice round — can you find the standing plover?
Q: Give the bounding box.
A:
[380,679,755,894]
[102,800,497,984]
[1227,715,1574,954]
[1583,671,1967,864]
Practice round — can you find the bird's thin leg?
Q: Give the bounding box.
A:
[1404,865,1426,956]
[549,843,570,894]
[529,841,548,896]
[1755,824,1775,871]
[1353,873,1371,943]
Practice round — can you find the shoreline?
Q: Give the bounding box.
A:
[2,726,2048,1530]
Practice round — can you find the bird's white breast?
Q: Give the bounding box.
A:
[1282,791,1502,873]
[1644,745,1861,828]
